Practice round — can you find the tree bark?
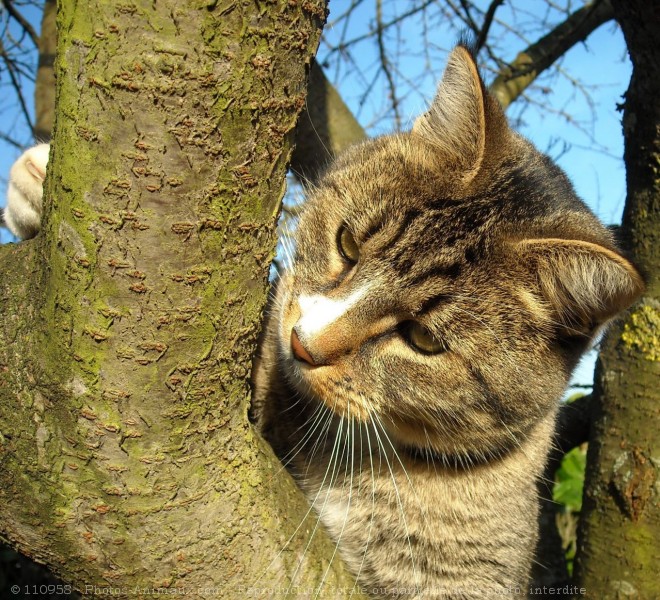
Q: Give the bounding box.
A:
[573,1,660,597]
[290,60,366,182]
[34,0,57,141]
[0,1,366,597]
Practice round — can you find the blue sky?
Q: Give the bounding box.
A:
[0,1,633,391]
[318,2,631,226]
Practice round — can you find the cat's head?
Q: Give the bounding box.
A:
[276,46,643,459]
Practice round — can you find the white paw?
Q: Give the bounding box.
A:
[3,143,50,240]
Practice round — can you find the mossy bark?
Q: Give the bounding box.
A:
[573,1,660,597]
[0,1,365,597]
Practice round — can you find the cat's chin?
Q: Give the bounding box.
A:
[381,413,496,462]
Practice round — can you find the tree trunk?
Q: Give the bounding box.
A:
[290,60,366,182]
[0,1,366,597]
[34,0,57,141]
[573,1,660,597]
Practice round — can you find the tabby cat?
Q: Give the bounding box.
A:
[3,46,643,600]
[251,46,644,598]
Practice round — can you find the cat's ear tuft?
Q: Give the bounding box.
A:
[514,238,645,334]
[412,45,486,181]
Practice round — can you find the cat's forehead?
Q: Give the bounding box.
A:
[328,135,444,197]
[309,131,594,247]
[310,135,502,248]
[315,136,459,222]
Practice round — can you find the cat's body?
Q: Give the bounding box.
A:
[5,48,643,599]
[252,47,643,598]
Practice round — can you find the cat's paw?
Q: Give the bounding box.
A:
[2,143,50,240]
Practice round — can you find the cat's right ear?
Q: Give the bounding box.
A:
[412,45,486,182]
[514,238,645,334]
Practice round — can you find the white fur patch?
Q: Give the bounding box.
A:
[297,286,368,337]
[4,143,50,240]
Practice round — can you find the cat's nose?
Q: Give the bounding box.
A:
[291,327,321,366]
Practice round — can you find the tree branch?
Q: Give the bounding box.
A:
[0,1,366,596]
[574,1,660,589]
[34,0,57,141]
[475,0,505,52]
[489,0,614,109]
[291,60,366,182]
[1,0,39,47]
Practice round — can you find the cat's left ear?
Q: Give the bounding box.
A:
[513,238,645,333]
[412,45,487,182]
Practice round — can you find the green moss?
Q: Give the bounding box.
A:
[0,0,362,594]
[621,303,660,361]
[629,524,660,590]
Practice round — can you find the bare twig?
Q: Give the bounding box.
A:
[0,131,25,150]
[325,0,437,55]
[445,0,480,38]
[327,0,366,29]
[475,0,505,51]
[376,0,401,130]
[1,0,39,47]
[0,37,35,134]
[456,0,481,37]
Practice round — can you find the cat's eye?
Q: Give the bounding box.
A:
[404,322,447,354]
[337,226,360,264]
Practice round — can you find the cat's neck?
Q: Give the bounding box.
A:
[272,378,556,598]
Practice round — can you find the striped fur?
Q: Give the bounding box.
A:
[252,46,643,598]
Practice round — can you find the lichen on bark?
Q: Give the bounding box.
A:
[0,0,365,597]
[620,302,660,362]
[573,1,660,596]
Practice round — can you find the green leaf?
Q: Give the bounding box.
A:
[553,445,587,512]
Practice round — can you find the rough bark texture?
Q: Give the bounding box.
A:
[34,0,57,141]
[0,1,366,597]
[573,1,660,597]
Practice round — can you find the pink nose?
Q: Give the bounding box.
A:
[291,328,317,366]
